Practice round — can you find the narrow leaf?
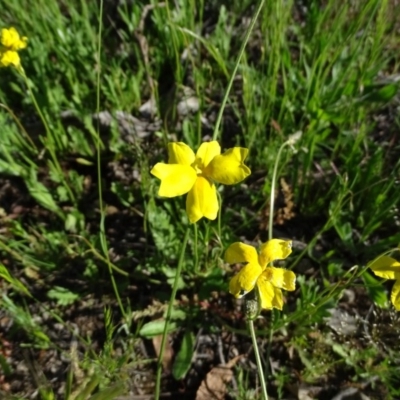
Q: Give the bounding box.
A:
[172,331,195,380]
[139,320,178,338]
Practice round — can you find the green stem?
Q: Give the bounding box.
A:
[20,70,76,206]
[265,138,292,385]
[93,0,126,319]
[212,0,265,141]
[193,222,199,273]
[265,313,274,377]
[216,190,223,242]
[154,227,190,400]
[248,319,268,400]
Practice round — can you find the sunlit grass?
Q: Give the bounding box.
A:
[0,0,399,398]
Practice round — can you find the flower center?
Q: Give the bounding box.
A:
[262,267,273,281]
[191,157,204,175]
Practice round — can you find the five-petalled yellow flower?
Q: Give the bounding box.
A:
[226,239,296,310]
[368,255,400,311]
[0,27,27,68]
[151,141,250,223]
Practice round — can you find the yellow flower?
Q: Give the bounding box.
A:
[368,255,400,311]
[226,239,295,310]
[1,27,27,51]
[0,50,21,68]
[0,27,27,69]
[151,141,251,223]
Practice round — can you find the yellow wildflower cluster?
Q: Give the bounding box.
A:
[226,239,295,310]
[151,140,296,311]
[0,27,27,68]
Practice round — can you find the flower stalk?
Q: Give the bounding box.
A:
[248,317,269,400]
[268,132,302,240]
[212,0,266,141]
[154,227,190,400]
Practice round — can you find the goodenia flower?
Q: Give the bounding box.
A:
[0,50,22,68]
[151,141,250,223]
[226,239,295,310]
[1,27,27,51]
[0,27,27,69]
[368,255,400,311]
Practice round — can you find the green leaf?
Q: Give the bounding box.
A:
[362,272,388,308]
[0,263,31,296]
[333,221,353,244]
[139,320,178,338]
[25,170,64,218]
[111,181,135,207]
[172,331,195,380]
[47,286,80,306]
[147,199,181,261]
[1,295,50,347]
[87,383,126,400]
[167,308,187,321]
[362,83,399,103]
[162,265,185,289]
[65,209,85,233]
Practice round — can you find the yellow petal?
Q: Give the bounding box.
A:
[186,176,218,223]
[205,147,251,185]
[368,255,400,280]
[264,267,296,291]
[1,27,27,50]
[271,287,283,309]
[168,142,195,165]
[229,262,262,298]
[151,163,196,197]
[0,50,20,68]
[391,280,400,311]
[257,278,283,310]
[257,279,274,309]
[257,279,275,309]
[195,141,221,168]
[258,239,292,268]
[225,242,258,264]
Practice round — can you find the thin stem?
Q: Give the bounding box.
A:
[216,190,223,241]
[193,222,199,273]
[212,0,265,141]
[248,319,268,400]
[266,140,290,386]
[268,141,290,241]
[94,0,126,319]
[265,313,274,377]
[155,227,190,400]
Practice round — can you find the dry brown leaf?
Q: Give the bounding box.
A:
[195,355,243,400]
[152,333,174,372]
